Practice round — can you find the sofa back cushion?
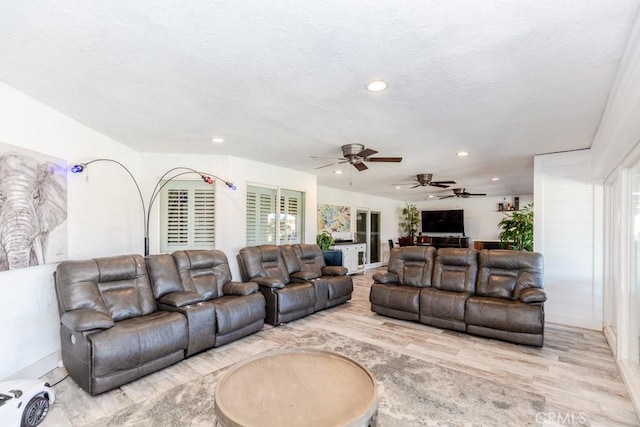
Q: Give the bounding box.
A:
[55,254,156,322]
[432,248,478,293]
[145,254,184,299]
[279,244,301,275]
[238,245,290,284]
[292,244,325,279]
[172,250,232,300]
[388,246,436,287]
[476,250,544,300]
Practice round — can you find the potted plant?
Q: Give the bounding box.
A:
[498,203,534,251]
[316,230,335,252]
[399,204,420,245]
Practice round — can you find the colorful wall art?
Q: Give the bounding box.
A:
[317,204,350,233]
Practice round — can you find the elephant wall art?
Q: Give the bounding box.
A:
[0,148,67,271]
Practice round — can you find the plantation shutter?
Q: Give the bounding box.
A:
[246,186,304,245]
[246,186,277,245]
[280,189,304,244]
[160,181,215,252]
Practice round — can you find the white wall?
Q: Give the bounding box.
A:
[317,186,531,262]
[317,186,403,263]
[412,195,533,244]
[0,82,142,380]
[534,150,602,330]
[141,153,318,278]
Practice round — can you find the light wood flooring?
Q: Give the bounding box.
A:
[43,268,639,426]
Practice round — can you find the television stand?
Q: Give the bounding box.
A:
[418,236,469,249]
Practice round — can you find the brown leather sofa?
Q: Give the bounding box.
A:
[54,254,190,395]
[54,251,266,395]
[147,250,266,349]
[370,248,546,346]
[238,244,353,325]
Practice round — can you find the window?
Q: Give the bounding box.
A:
[160,180,215,252]
[246,185,304,245]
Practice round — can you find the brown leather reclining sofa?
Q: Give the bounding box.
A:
[237,243,353,325]
[54,244,353,395]
[370,247,546,346]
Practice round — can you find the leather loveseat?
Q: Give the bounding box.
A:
[54,251,266,395]
[370,248,545,346]
[238,244,353,325]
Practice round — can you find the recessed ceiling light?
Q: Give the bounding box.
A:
[334,170,343,175]
[366,80,388,92]
[427,195,434,198]
[456,151,469,157]
[211,137,224,143]
[394,185,401,189]
[491,177,500,181]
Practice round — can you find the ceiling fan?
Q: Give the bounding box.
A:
[439,188,487,199]
[313,143,402,171]
[410,173,456,189]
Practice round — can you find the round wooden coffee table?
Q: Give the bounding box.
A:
[214,349,378,427]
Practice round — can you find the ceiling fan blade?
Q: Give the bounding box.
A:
[466,193,486,196]
[410,184,422,189]
[357,148,378,158]
[315,160,348,169]
[432,180,456,185]
[366,157,403,162]
[354,162,368,171]
[439,195,455,199]
[429,183,450,188]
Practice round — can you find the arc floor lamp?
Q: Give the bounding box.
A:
[71,159,236,255]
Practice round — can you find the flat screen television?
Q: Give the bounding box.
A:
[421,209,465,234]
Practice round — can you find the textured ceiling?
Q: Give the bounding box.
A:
[0,1,638,201]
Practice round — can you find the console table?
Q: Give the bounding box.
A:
[417,236,469,249]
[330,243,366,274]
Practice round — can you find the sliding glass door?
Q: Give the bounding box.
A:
[356,209,381,266]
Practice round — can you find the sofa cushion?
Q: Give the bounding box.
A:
[476,250,544,300]
[432,248,478,293]
[211,293,266,335]
[388,246,436,287]
[465,297,544,334]
[145,254,184,299]
[90,311,188,377]
[420,288,469,322]
[370,283,420,314]
[276,282,316,313]
[239,245,291,285]
[173,250,236,299]
[56,255,156,322]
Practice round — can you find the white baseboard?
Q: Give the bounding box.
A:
[618,360,640,419]
[603,325,617,358]
[1,350,61,381]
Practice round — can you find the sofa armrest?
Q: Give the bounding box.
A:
[519,288,547,303]
[290,271,318,281]
[61,309,114,332]
[223,281,259,296]
[372,272,399,284]
[251,277,286,289]
[158,291,203,307]
[321,266,348,276]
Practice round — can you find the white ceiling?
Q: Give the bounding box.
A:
[1,1,638,201]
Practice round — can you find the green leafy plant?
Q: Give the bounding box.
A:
[316,230,335,251]
[400,204,420,239]
[498,203,534,251]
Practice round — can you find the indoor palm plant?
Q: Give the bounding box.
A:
[316,230,335,251]
[400,204,420,242]
[498,203,534,251]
